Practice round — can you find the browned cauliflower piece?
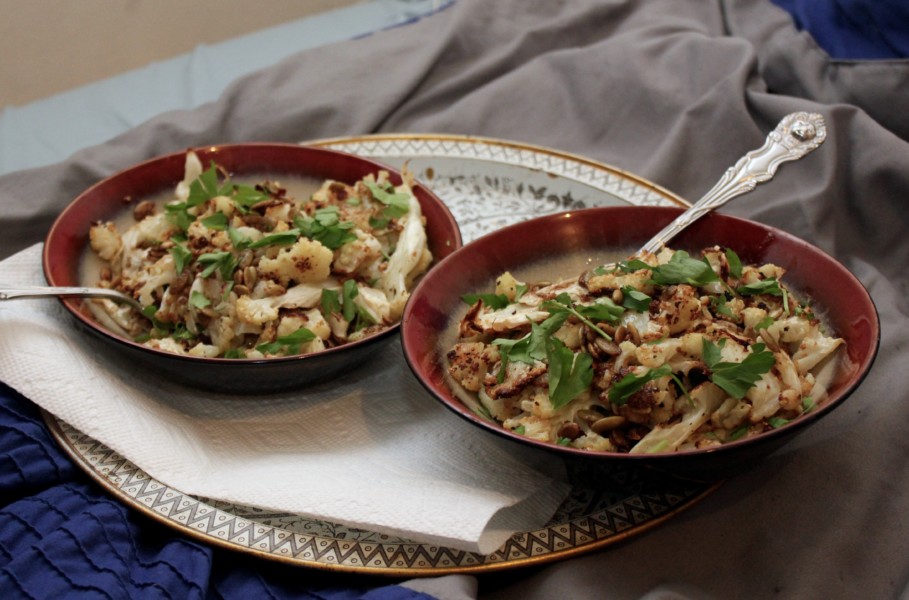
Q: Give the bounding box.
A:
[89,222,122,262]
[258,238,333,286]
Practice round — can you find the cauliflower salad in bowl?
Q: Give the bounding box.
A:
[446,246,845,455]
[86,150,432,359]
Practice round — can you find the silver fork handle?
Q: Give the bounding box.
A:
[637,112,827,256]
[0,285,144,311]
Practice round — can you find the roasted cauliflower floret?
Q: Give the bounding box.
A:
[259,237,333,286]
[278,309,331,341]
[236,295,280,325]
[89,222,122,262]
[236,282,330,326]
[135,254,177,307]
[333,229,383,276]
[447,342,501,392]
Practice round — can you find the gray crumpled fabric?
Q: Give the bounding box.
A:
[2,0,908,598]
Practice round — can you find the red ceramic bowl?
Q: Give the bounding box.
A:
[401,206,879,480]
[43,143,462,394]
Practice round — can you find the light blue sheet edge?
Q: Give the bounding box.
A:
[0,0,452,176]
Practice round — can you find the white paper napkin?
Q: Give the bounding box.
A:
[0,244,572,554]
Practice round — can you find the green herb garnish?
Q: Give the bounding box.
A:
[609,362,696,407]
[230,184,269,211]
[649,251,720,287]
[768,417,789,429]
[246,229,301,249]
[616,259,653,273]
[365,181,410,219]
[710,294,737,319]
[170,324,196,341]
[608,364,672,405]
[187,163,232,207]
[294,207,357,250]
[702,338,775,399]
[462,292,510,309]
[336,280,376,331]
[493,313,568,369]
[542,293,622,340]
[546,336,594,409]
[736,278,784,296]
[802,396,816,413]
[341,279,359,322]
[754,316,774,331]
[197,251,237,279]
[321,288,341,317]
[200,211,229,231]
[621,287,651,312]
[227,226,251,249]
[256,327,317,355]
[169,244,192,274]
[725,248,743,279]
[368,216,390,230]
[164,202,193,232]
[189,291,211,309]
[727,425,749,442]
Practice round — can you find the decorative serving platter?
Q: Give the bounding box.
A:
[314,134,687,243]
[45,135,714,576]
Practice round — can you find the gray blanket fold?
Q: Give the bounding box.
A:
[2,0,908,598]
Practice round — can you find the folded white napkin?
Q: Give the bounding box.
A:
[0,244,571,554]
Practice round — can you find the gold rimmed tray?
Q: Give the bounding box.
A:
[44,135,715,576]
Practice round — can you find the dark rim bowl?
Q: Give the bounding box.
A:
[401,206,879,481]
[43,143,463,394]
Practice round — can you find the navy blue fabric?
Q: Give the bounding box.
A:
[771,0,909,59]
[0,383,434,600]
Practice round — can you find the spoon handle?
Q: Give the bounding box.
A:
[0,285,143,311]
[637,112,827,255]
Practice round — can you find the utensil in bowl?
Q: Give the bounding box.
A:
[635,111,825,256]
[1,285,147,314]
[400,208,879,481]
[43,143,463,394]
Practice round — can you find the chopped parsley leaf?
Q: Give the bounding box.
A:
[200,211,229,230]
[462,292,510,309]
[294,206,357,250]
[246,229,301,249]
[169,244,192,274]
[256,327,317,355]
[189,291,211,309]
[702,338,775,399]
[546,336,594,409]
[725,247,743,279]
[197,251,237,279]
[609,364,672,405]
[621,287,651,312]
[365,181,410,219]
[649,250,720,287]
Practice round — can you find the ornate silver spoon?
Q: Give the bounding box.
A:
[636,111,826,255]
